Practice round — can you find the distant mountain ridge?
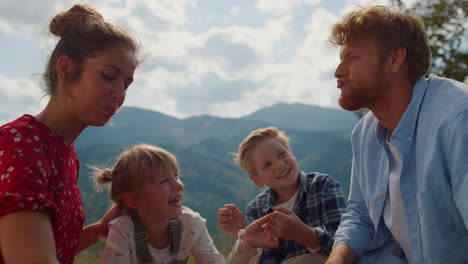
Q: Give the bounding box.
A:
[243,103,357,131]
[75,103,357,148]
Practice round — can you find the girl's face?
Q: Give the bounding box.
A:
[139,168,184,221]
[65,43,137,127]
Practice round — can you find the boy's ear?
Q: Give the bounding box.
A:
[249,174,265,188]
[122,193,138,210]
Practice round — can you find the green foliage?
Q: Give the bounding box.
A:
[74,240,105,263]
[391,0,468,82]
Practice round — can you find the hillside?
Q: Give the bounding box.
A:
[243,103,357,131]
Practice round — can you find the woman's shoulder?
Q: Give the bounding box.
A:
[0,114,65,148]
[1,115,38,138]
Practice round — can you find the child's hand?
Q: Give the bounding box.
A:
[217,204,247,238]
[272,206,317,245]
[241,212,280,248]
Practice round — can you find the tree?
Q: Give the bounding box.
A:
[391,0,468,83]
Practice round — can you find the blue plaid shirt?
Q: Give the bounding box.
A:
[245,171,346,264]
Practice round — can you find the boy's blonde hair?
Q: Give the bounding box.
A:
[93,144,180,212]
[329,5,431,84]
[235,127,292,175]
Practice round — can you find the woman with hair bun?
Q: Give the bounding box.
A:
[0,4,139,264]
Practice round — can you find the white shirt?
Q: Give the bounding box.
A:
[383,140,412,260]
[277,188,300,210]
[102,206,225,264]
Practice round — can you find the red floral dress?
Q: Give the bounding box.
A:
[0,115,85,264]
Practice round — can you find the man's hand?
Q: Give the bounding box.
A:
[217,204,247,238]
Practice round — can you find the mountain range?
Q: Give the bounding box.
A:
[75,103,358,251]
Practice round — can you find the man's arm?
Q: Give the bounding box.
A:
[326,244,359,264]
[332,157,375,257]
[446,110,468,227]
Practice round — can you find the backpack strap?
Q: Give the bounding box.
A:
[129,210,152,264]
[169,218,189,264]
[130,212,186,264]
[169,218,181,255]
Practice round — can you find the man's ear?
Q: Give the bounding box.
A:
[389,47,407,73]
[249,174,264,188]
[122,193,138,210]
[56,55,76,82]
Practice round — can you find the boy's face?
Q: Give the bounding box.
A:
[249,138,299,194]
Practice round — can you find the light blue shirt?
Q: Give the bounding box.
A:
[334,77,468,264]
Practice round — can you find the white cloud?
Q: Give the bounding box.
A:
[1,0,442,121]
[0,74,45,124]
[229,5,240,16]
[256,0,322,15]
[205,15,292,59]
[236,8,342,113]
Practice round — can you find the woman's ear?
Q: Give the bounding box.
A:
[122,193,138,210]
[56,55,76,82]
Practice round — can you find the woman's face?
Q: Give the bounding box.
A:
[65,43,137,127]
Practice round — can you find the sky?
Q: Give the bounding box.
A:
[0,0,416,124]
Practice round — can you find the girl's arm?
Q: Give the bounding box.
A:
[191,225,226,263]
[226,212,280,264]
[0,211,60,264]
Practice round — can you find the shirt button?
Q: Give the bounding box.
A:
[378,192,383,196]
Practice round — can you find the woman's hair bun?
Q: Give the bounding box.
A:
[49,4,104,38]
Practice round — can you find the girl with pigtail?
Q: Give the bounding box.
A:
[94,144,282,264]
[0,4,139,264]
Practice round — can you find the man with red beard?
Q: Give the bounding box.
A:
[326,5,468,264]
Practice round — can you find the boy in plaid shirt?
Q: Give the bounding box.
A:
[218,126,346,264]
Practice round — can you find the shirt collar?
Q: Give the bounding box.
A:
[375,77,429,144]
[261,171,306,214]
